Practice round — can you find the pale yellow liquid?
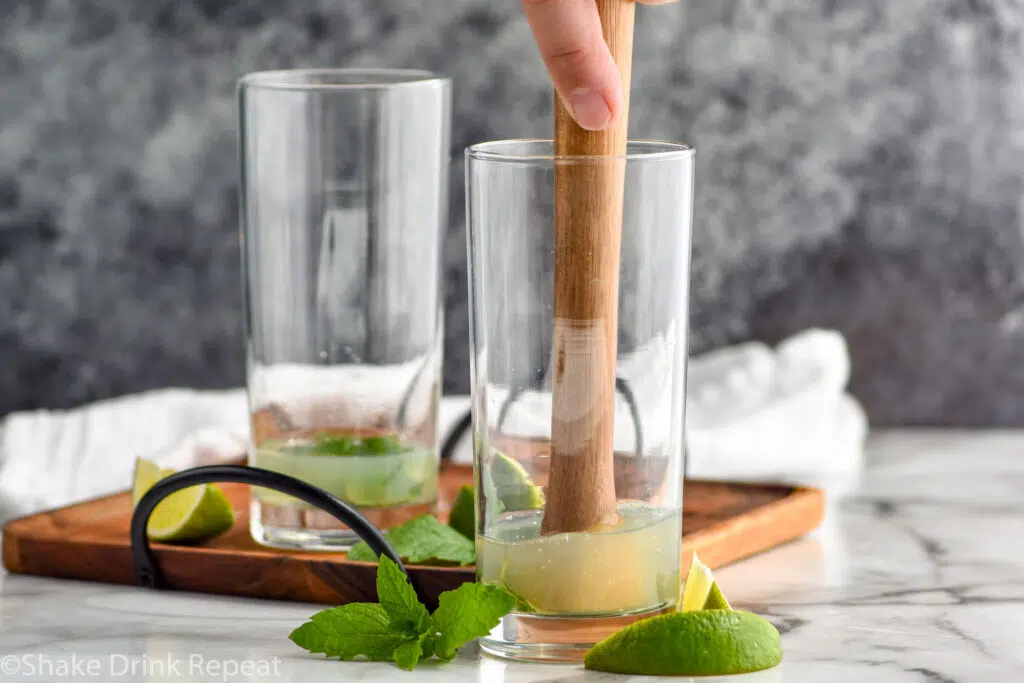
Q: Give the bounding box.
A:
[251,440,437,509]
[477,504,681,616]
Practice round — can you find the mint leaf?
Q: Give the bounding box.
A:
[364,435,409,454]
[497,584,537,613]
[348,515,475,566]
[312,434,359,456]
[392,639,423,671]
[288,622,335,656]
[420,634,435,659]
[289,603,417,661]
[311,434,409,456]
[377,555,430,632]
[430,583,517,660]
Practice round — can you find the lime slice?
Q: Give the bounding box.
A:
[448,485,475,539]
[490,452,544,512]
[132,457,235,543]
[584,610,783,676]
[679,552,715,611]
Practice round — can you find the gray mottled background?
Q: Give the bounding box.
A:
[3,0,1024,425]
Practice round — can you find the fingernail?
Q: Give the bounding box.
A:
[569,88,612,131]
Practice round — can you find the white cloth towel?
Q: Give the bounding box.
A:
[0,329,866,523]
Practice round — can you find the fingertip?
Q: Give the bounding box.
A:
[522,0,626,131]
[568,88,613,131]
[568,54,624,131]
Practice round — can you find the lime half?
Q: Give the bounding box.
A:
[584,610,782,676]
[132,457,235,543]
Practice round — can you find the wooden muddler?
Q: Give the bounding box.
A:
[542,0,635,535]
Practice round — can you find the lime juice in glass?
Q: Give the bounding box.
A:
[248,408,439,549]
[477,500,681,616]
[472,438,682,660]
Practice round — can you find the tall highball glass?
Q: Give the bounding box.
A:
[466,139,695,661]
[239,69,451,549]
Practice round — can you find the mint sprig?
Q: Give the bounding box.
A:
[290,556,516,671]
[375,550,430,633]
[347,515,475,566]
[288,603,413,661]
[430,582,518,660]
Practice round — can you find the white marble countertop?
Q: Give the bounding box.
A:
[1,429,1022,682]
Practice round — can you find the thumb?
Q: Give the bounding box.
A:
[522,0,623,131]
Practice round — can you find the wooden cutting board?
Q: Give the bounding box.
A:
[2,464,824,607]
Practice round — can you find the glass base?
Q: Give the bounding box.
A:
[478,604,672,663]
[249,499,435,551]
[250,517,358,550]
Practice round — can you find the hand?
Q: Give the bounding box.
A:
[522,0,679,131]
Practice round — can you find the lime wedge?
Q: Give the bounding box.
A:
[132,457,173,506]
[132,457,235,543]
[705,581,732,610]
[584,610,782,676]
[679,552,715,611]
[490,452,544,512]
[448,485,475,540]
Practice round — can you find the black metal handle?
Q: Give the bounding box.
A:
[130,465,406,589]
[439,409,472,462]
[445,376,644,460]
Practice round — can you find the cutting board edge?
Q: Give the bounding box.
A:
[1,475,826,606]
[682,485,826,570]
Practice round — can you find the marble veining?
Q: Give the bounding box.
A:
[1,430,1022,681]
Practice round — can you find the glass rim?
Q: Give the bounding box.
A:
[238,68,449,91]
[466,139,695,164]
